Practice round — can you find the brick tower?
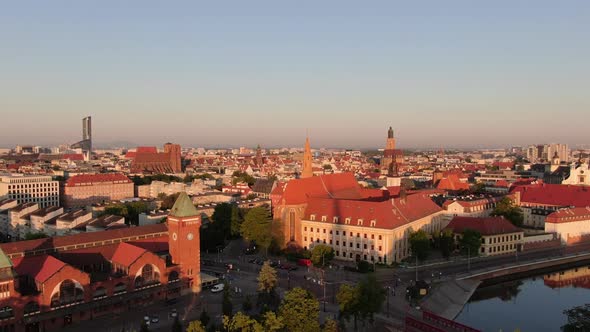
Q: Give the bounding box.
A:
[167,192,201,293]
[164,143,182,173]
[301,136,313,178]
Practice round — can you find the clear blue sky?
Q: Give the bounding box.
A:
[1,1,588,149]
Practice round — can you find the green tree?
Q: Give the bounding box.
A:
[322,318,339,332]
[230,204,242,238]
[409,229,430,261]
[356,260,372,273]
[212,203,233,239]
[242,296,253,312]
[171,316,182,332]
[336,284,359,326]
[223,312,263,332]
[491,197,524,227]
[257,261,280,312]
[262,311,283,332]
[161,192,181,210]
[199,310,210,328]
[186,320,206,332]
[439,229,455,259]
[561,304,590,332]
[24,232,48,240]
[232,171,256,186]
[459,229,482,256]
[222,283,233,317]
[356,274,386,323]
[279,288,320,332]
[241,207,271,251]
[311,244,334,267]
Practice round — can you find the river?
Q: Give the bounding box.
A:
[455,265,590,332]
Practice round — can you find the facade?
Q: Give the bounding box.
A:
[273,172,446,263]
[445,216,524,256]
[442,197,501,219]
[130,143,183,174]
[221,182,251,196]
[511,183,590,208]
[545,207,590,244]
[0,193,201,332]
[0,174,59,208]
[527,143,570,163]
[301,137,313,179]
[62,173,134,209]
[562,162,590,186]
[137,181,206,199]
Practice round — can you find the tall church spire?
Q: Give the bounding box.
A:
[301,135,313,178]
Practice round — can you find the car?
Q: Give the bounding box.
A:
[151,316,159,323]
[170,309,178,318]
[211,283,225,293]
[225,263,233,270]
[143,316,150,322]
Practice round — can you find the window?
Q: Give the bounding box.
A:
[357,219,363,226]
[356,233,360,238]
[370,220,376,227]
[333,217,339,223]
[345,218,351,225]
[371,234,375,239]
[336,240,340,245]
[356,243,360,249]
[304,237,307,241]
[349,243,353,247]
[321,216,327,222]
[363,244,367,249]
[336,231,339,235]
[304,227,307,231]
[364,234,367,239]
[378,235,382,240]
[342,241,345,246]
[378,246,382,251]
[323,229,326,233]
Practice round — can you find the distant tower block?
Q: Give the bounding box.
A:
[71,116,92,161]
[301,136,313,178]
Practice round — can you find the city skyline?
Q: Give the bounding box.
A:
[1,1,589,149]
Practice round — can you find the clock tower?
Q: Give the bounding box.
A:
[167,192,201,293]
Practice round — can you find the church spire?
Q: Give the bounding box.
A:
[301,135,313,178]
[388,127,394,139]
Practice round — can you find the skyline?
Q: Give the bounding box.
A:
[1,1,589,148]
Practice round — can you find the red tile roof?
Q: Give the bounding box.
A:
[66,173,131,187]
[304,194,442,229]
[280,173,362,205]
[12,255,68,283]
[111,243,147,267]
[0,224,167,256]
[510,184,590,207]
[436,174,471,191]
[445,216,521,235]
[546,207,590,224]
[62,153,84,161]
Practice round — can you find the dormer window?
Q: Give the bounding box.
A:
[370,220,376,227]
[310,214,316,221]
[333,216,339,223]
[357,219,363,226]
[345,218,351,225]
[321,216,327,222]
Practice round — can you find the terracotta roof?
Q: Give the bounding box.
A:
[546,207,590,223]
[111,243,147,267]
[0,223,167,256]
[511,184,590,207]
[304,194,442,230]
[280,173,362,205]
[437,174,470,191]
[62,154,84,161]
[136,147,158,154]
[12,255,69,283]
[445,216,521,235]
[66,173,131,187]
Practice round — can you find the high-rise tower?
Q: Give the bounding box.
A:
[71,116,92,161]
[164,143,182,173]
[167,192,201,293]
[301,136,313,178]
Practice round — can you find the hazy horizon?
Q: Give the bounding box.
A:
[1,1,589,149]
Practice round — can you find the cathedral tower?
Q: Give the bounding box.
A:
[301,136,313,178]
[167,192,201,293]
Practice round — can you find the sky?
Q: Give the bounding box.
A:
[0,1,589,149]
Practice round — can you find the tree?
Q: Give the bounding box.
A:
[322,318,339,332]
[232,171,256,186]
[186,321,206,332]
[491,197,524,227]
[460,229,482,256]
[212,203,233,239]
[561,304,590,332]
[230,204,242,238]
[199,310,210,328]
[241,207,271,251]
[262,311,283,332]
[24,232,48,240]
[257,261,280,312]
[409,230,430,261]
[279,288,320,332]
[242,295,253,312]
[160,193,181,210]
[222,283,233,317]
[311,244,334,267]
[139,322,150,332]
[356,274,386,323]
[171,316,182,332]
[439,229,455,259]
[336,284,359,326]
[257,261,278,292]
[356,260,371,273]
[223,312,263,332]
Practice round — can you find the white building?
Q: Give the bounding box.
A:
[562,163,590,186]
[0,174,59,208]
[545,207,590,244]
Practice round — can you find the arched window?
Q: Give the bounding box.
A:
[50,279,84,308]
[24,302,40,315]
[0,306,13,319]
[93,287,107,299]
[134,265,160,288]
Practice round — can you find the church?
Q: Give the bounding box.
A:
[0,193,201,332]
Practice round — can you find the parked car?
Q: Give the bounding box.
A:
[297,259,312,267]
[211,284,225,293]
[170,309,178,318]
[151,316,159,324]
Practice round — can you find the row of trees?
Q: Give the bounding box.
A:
[101,201,150,225]
[409,228,483,261]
